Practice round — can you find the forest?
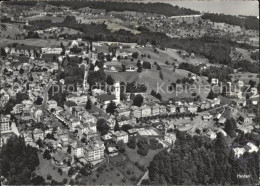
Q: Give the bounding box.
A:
[147,131,259,185]
[4,1,199,16]
[202,13,259,30]
[46,1,199,16]
[1,136,43,185]
[29,16,256,70]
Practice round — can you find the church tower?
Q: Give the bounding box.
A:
[114,81,120,104]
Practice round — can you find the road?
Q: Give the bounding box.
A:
[41,80,53,110]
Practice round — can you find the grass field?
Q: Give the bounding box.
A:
[80,162,132,185]
[0,39,69,48]
[106,68,209,100]
[35,152,69,183]
[125,146,162,168]
[110,154,144,184]
[0,23,27,39]
[26,15,64,23]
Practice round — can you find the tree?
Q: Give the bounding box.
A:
[43,149,51,160]
[68,167,75,177]
[19,68,25,74]
[85,99,92,110]
[127,136,137,149]
[121,124,132,132]
[96,118,110,135]
[1,48,7,56]
[1,136,39,185]
[58,168,63,175]
[116,140,125,153]
[34,96,43,105]
[132,52,139,58]
[224,118,237,137]
[106,101,117,115]
[133,94,143,107]
[207,89,216,99]
[114,119,120,132]
[106,75,114,85]
[31,175,45,185]
[67,145,72,154]
[122,64,126,72]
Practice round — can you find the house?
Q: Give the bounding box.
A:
[206,131,217,140]
[202,114,212,121]
[250,95,259,105]
[131,106,142,118]
[80,111,96,124]
[112,131,129,143]
[164,133,176,145]
[84,140,105,164]
[166,105,176,113]
[96,94,117,108]
[47,100,58,110]
[159,105,167,114]
[56,129,69,140]
[187,105,198,113]
[107,146,118,157]
[127,128,138,137]
[116,108,131,118]
[64,101,77,113]
[211,78,219,85]
[69,117,81,131]
[33,128,44,141]
[141,105,152,117]
[1,115,11,132]
[71,142,84,158]
[218,117,227,125]
[66,94,88,106]
[151,105,160,116]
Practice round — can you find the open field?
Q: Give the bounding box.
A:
[35,152,69,182]
[80,162,132,185]
[0,38,69,48]
[110,154,144,184]
[26,15,65,23]
[107,68,209,100]
[125,146,162,168]
[0,23,27,39]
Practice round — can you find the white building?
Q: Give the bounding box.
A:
[1,115,11,132]
[112,131,128,143]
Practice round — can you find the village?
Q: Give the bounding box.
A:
[0,1,259,185]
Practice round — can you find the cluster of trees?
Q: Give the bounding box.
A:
[151,90,162,101]
[232,60,259,73]
[29,15,255,70]
[46,1,199,17]
[176,77,195,85]
[179,62,234,82]
[96,118,110,135]
[126,82,147,93]
[224,118,237,137]
[137,137,149,156]
[1,92,29,114]
[26,30,39,38]
[250,51,259,61]
[148,131,259,185]
[1,136,41,185]
[202,13,259,30]
[133,94,144,107]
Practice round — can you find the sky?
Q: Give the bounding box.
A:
[139,0,259,16]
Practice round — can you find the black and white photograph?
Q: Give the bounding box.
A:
[0,0,259,185]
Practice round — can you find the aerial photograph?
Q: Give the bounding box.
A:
[0,0,259,185]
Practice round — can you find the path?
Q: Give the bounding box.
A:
[41,80,53,110]
[137,171,149,185]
